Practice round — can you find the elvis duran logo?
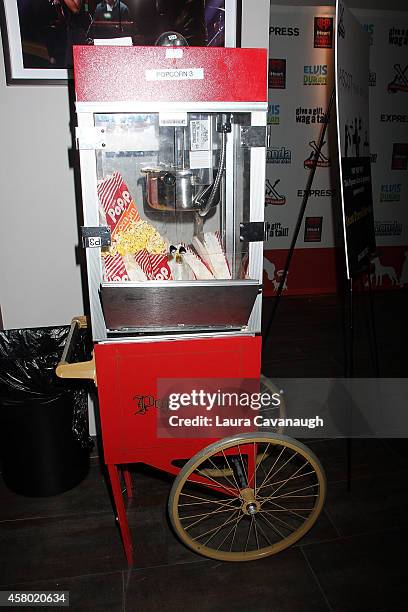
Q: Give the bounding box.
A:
[265,179,286,206]
[268,104,280,125]
[296,106,328,125]
[304,65,328,86]
[304,217,323,242]
[269,59,286,89]
[388,64,408,94]
[269,26,300,37]
[304,140,330,169]
[363,23,374,46]
[267,146,292,164]
[392,143,408,170]
[265,222,289,239]
[314,17,333,48]
[380,184,402,202]
[389,27,408,47]
[369,71,376,87]
[375,220,403,237]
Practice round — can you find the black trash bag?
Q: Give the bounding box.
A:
[0,326,93,449]
[0,325,93,497]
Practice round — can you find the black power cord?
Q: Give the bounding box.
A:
[262,87,336,356]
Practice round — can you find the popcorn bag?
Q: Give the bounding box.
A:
[149,253,172,280]
[97,172,140,239]
[103,253,129,282]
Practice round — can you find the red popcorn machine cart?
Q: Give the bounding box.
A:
[56,45,326,565]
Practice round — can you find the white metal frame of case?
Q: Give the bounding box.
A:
[76,100,267,343]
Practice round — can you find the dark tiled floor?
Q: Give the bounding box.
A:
[1,293,407,611]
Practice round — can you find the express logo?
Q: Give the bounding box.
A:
[267,146,292,164]
[380,184,402,202]
[391,143,408,170]
[388,64,408,94]
[265,222,289,238]
[369,71,377,87]
[304,141,330,169]
[297,188,336,198]
[296,106,328,125]
[268,104,280,125]
[381,113,408,122]
[363,23,374,46]
[389,27,408,47]
[269,59,286,89]
[375,221,403,237]
[314,17,333,48]
[269,26,300,37]
[304,217,323,242]
[265,179,286,206]
[304,65,328,86]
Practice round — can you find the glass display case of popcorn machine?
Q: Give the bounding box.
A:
[74,45,267,342]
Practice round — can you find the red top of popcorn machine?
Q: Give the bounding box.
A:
[73,45,268,104]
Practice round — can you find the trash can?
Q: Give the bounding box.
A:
[0,326,93,497]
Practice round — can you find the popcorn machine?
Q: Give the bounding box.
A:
[57,45,326,565]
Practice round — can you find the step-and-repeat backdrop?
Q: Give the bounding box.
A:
[264,5,408,295]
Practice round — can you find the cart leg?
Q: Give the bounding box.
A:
[107,464,134,567]
[122,468,133,499]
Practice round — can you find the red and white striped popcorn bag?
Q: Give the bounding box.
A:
[103,253,129,282]
[97,172,140,239]
[149,253,173,280]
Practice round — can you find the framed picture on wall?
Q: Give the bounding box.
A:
[0,0,241,84]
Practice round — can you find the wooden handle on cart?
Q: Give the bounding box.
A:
[56,316,97,384]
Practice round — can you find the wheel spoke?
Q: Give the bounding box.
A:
[193,469,239,497]
[261,499,312,522]
[216,513,245,551]
[245,516,254,552]
[252,443,258,491]
[202,510,241,546]
[258,446,285,490]
[229,512,246,552]
[181,498,240,529]
[259,509,298,532]
[253,517,273,546]
[263,460,311,498]
[237,444,249,485]
[254,442,270,495]
[257,469,316,492]
[256,510,286,539]
[266,494,319,499]
[205,456,240,492]
[270,483,320,500]
[257,447,296,493]
[253,516,260,550]
[179,493,240,507]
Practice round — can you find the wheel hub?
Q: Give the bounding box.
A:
[240,488,261,516]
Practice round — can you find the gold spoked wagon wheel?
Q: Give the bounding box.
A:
[200,376,286,479]
[169,432,326,562]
